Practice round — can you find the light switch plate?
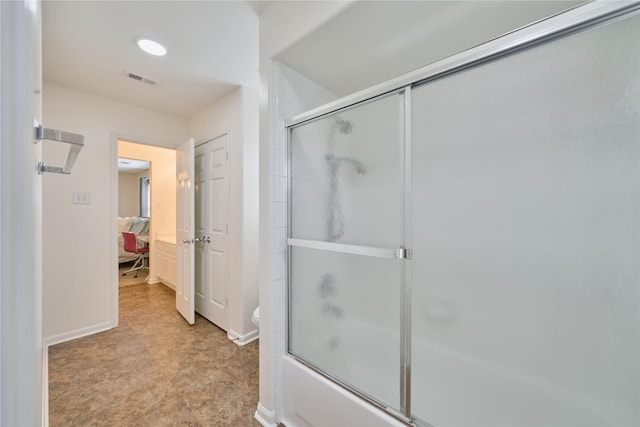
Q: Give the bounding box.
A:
[72,191,91,205]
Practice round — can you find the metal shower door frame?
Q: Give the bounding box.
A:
[286,88,413,421]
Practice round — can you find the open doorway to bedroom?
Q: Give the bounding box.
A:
[117,157,151,286]
[117,140,177,293]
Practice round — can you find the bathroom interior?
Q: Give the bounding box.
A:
[259,2,640,426]
[14,1,638,425]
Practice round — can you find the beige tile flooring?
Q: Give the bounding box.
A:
[118,261,149,288]
[48,282,260,426]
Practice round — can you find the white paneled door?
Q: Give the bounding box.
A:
[194,134,229,330]
[176,138,195,324]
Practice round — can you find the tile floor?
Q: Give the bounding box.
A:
[48,283,260,426]
[118,261,149,287]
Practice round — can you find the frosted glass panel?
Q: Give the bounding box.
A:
[411,13,640,427]
[290,93,403,248]
[289,246,402,410]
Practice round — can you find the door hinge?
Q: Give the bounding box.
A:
[395,248,412,260]
[226,151,228,160]
[225,298,228,308]
[226,224,228,234]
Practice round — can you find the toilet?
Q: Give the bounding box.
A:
[251,306,260,328]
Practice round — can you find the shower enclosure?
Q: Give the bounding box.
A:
[286,3,640,426]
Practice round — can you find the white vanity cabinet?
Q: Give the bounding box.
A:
[155,239,176,289]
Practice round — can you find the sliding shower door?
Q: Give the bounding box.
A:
[411,11,640,427]
[288,92,407,412]
[286,4,640,426]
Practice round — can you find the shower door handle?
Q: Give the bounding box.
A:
[395,248,412,260]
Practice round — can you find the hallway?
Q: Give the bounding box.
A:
[48,283,259,426]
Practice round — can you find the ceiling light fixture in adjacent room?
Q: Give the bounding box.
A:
[137,38,167,56]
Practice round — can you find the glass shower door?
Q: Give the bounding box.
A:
[411,11,640,427]
[288,91,407,412]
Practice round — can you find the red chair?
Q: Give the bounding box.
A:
[121,232,149,278]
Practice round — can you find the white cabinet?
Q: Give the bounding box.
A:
[156,240,176,289]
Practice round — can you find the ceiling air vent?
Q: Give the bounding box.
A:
[126,71,157,86]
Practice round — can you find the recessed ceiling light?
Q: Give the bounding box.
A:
[137,39,167,56]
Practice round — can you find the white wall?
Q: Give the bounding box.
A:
[240,87,260,342]
[259,1,354,63]
[117,172,141,217]
[188,85,260,343]
[42,82,187,344]
[118,141,176,284]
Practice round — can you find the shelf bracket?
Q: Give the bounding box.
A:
[34,121,84,175]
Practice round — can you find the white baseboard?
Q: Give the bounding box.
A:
[147,277,176,291]
[44,321,112,347]
[255,402,278,427]
[227,328,259,346]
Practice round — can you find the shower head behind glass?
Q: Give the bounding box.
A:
[335,117,352,135]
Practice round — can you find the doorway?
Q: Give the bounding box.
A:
[114,136,231,330]
[117,157,151,286]
[114,139,177,320]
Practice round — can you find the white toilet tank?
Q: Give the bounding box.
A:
[251,306,259,328]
